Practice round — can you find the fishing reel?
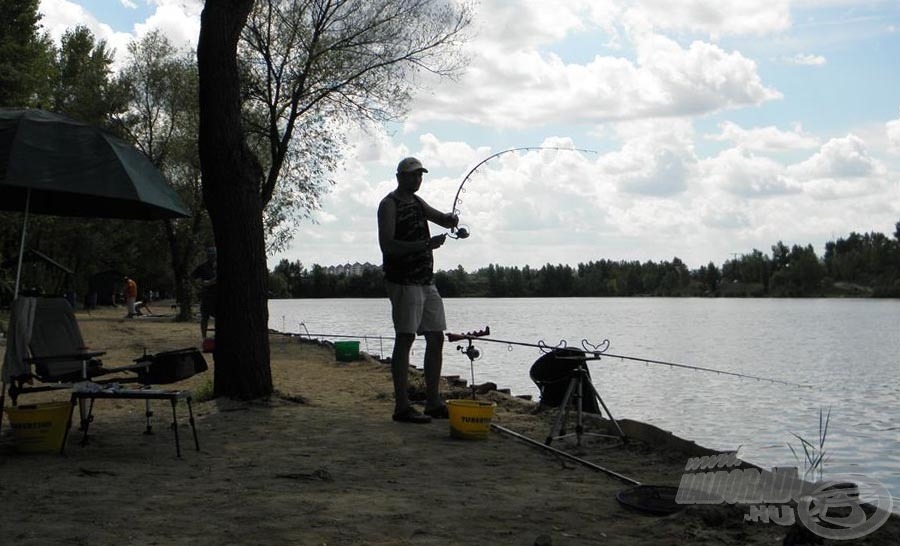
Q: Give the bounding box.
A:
[449,225,470,239]
[448,326,490,361]
[457,343,481,361]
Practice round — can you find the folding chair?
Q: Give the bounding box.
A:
[2,297,207,452]
[2,297,112,406]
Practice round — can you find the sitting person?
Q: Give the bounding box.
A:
[135,300,154,316]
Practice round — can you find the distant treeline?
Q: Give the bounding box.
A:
[269,222,900,299]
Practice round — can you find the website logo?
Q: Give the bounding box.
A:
[675,453,893,540]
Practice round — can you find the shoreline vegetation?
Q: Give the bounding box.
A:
[271,227,900,300]
[2,304,898,545]
[4,224,899,308]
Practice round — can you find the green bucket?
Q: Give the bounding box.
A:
[334,340,360,362]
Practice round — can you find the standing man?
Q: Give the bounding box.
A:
[192,247,217,339]
[123,276,137,318]
[377,157,458,424]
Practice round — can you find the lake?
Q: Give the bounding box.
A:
[269,297,900,507]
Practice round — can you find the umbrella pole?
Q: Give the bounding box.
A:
[13,188,31,299]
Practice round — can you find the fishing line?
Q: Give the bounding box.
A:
[448,330,811,388]
[448,146,600,239]
[279,324,810,389]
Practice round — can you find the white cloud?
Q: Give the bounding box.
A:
[411,30,780,129]
[783,53,827,65]
[416,134,491,172]
[133,0,202,51]
[788,135,889,199]
[700,147,800,197]
[39,0,117,42]
[471,0,592,50]
[707,121,820,152]
[790,134,883,180]
[625,0,792,38]
[593,119,697,196]
[887,112,900,155]
[119,0,137,9]
[39,0,200,71]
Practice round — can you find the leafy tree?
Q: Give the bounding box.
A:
[0,22,177,305]
[433,270,459,297]
[113,30,211,320]
[273,258,306,295]
[0,0,55,107]
[53,26,124,125]
[770,244,824,296]
[239,0,472,252]
[268,268,291,297]
[701,261,721,293]
[198,0,471,399]
[771,241,790,273]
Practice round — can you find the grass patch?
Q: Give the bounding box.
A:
[193,378,215,402]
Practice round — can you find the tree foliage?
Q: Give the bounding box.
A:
[54,26,124,125]
[239,0,472,251]
[113,30,212,320]
[0,18,155,305]
[271,221,900,299]
[0,0,55,107]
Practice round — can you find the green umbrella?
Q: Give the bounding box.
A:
[0,107,191,297]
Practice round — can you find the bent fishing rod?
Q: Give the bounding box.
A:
[446,146,600,240]
[446,327,811,388]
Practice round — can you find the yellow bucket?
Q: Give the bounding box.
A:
[447,399,496,440]
[4,401,71,453]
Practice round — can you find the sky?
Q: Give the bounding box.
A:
[37,0,900,272]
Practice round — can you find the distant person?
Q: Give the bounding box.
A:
[377,157,458,424]
[123,276,138,318]
[192,247,217,339]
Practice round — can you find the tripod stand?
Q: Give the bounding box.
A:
[544,356,626,446]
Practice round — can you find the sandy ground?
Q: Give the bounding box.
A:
[1,303,897,545]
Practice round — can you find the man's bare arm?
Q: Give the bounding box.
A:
[420,198,459,229]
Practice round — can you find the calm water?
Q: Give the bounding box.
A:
[269,297,900,506]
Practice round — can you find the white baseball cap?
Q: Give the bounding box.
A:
[397,157,428,173]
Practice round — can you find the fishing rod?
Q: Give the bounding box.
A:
[491,423,641,486]
[447,146,600,240]
[280,323,809,388]
[446,327,811,388]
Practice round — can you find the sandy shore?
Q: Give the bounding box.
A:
[1,304,897,545]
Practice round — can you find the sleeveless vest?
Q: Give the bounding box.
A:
[382,194,433,285]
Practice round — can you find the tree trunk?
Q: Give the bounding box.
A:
[197,0,272,399]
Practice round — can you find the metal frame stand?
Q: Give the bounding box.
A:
[545,361,626,446]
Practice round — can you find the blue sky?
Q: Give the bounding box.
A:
[38,0,900,271]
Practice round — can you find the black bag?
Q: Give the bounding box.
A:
[134,348,208,385]
[529,348,601,413]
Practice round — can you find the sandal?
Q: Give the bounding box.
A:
[392,407,432,424]
[424,404,450,419]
